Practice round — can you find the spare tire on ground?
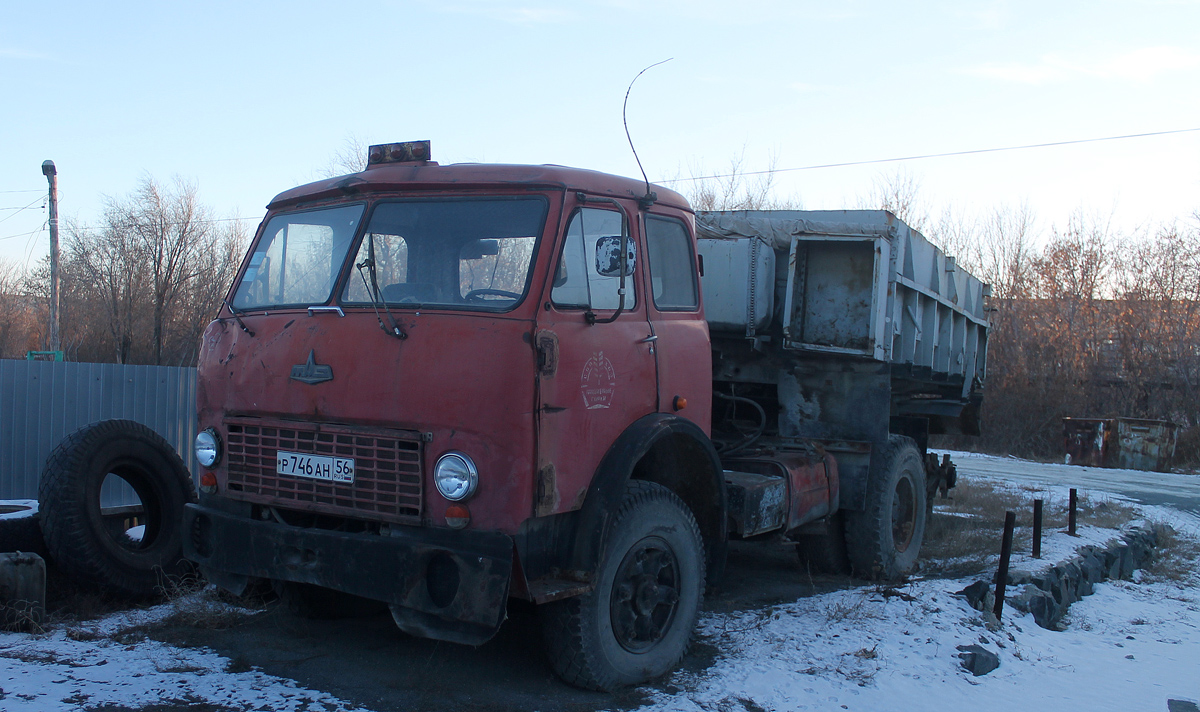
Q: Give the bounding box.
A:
[38,419,196,598]
[0,502,47,557]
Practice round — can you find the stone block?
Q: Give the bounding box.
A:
[957,644,1000,676]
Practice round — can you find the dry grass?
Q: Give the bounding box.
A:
[822,592,881,624]
[1140,524,1200,584]
[153,575,267,631]
[920,476,1141,578]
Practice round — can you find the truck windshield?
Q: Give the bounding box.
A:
[342,197,548,311]
[232,204,365,310]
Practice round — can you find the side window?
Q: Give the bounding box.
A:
[551,208,636,310]
[645,215,699,310]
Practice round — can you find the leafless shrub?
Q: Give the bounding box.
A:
[0,598,46,634]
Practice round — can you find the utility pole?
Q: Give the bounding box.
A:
[41,160,60,352]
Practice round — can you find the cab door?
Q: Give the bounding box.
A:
[643,211,711,434]
[533,198,656,516]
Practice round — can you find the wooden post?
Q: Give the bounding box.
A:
[1033,499,1043,559]
[993,510,1016,622]
[1069,488,1078,536]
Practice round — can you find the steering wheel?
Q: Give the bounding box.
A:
[465,288,522,301]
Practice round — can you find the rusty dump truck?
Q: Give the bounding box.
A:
[181,141,989,690]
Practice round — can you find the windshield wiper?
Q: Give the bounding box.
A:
[355,232,407,340]
[222,298,255,337]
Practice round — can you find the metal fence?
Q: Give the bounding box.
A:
[0,359,197,506]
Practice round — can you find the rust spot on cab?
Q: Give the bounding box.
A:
[535,463,558,516]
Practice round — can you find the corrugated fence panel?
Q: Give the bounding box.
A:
[0,359,197,506]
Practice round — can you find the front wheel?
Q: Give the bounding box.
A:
[844,435,927,580]
[540,481,705,691]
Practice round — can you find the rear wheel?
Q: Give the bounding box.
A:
[540,480,705,691]
[844,436,927,580]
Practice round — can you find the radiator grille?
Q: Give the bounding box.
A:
[223,418,422,524]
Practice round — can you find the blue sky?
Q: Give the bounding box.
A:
[2,0,1198,268]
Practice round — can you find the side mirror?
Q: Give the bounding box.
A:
[595,235,636,277]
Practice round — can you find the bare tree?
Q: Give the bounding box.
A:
[59,176,247,365]
[863,167,928,233]
[684,151,791,211]
[65,213,146,363]
[975,202,1038,300]
[318,135,370,178]
[0,260,41,358]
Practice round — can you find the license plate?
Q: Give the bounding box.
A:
[276,451,355,483]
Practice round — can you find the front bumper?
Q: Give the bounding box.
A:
[182,501,513,645]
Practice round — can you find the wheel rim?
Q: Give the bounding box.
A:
[609,536,681,653]
[891,476,916,553]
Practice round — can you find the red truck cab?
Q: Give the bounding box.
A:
[184,142,730,690]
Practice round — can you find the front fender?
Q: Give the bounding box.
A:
[569,413,727,587]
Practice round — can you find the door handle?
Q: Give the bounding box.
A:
[639,335,658,343]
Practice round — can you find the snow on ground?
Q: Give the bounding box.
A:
[1,453,1198,711]
[646,566,1199,712]
[640,463,1200,712]
[0,593,365,711]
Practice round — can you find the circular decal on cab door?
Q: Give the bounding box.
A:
[581,352,616,409]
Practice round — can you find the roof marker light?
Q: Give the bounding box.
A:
[367,141,432,166]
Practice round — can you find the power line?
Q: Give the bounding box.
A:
[0,225,44,242]
[0,196,44,226]
[658,126,1200,184]
[66,215,256,233]
[0,189,43,194]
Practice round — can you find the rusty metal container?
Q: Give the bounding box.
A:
[1063,417,1177,472]
[0,551,45,631]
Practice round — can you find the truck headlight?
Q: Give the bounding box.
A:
[434,452,478,501]
[195,428,221,468]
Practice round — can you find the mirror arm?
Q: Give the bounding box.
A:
[576,193,630,326]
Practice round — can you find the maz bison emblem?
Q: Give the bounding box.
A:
[290,350,334,385]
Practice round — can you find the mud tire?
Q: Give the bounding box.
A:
[38,419,196,598]
[540,480,705,691]
[844,435,927,581]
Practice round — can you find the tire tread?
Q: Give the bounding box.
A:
[38,419,196,598]
[843,435,926,581]
[541,480,704,691]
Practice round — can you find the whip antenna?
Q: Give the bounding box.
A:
[623,58,672,208]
